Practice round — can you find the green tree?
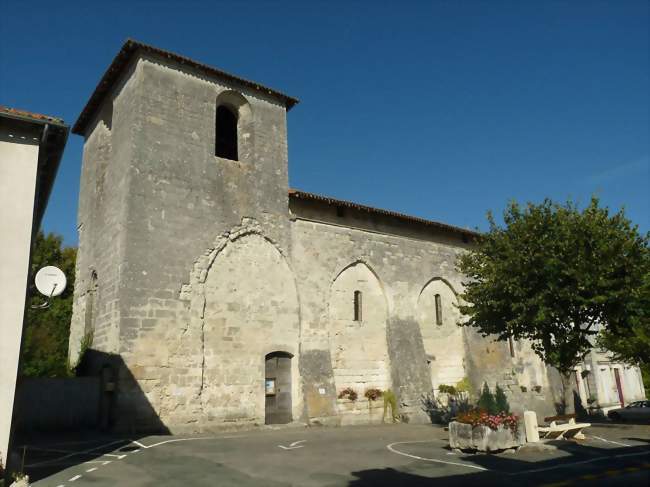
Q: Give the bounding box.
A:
[477,383,497,414]
[457,197,649,411]
[597,266,650,367]
[494,384,510,414]
[21,231,77,377]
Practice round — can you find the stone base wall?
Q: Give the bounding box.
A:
[336,398,386,425]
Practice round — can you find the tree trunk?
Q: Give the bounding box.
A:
[560,372,575,415]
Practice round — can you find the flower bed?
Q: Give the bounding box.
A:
[456,410,519,433]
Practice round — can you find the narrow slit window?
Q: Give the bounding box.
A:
[508,336,516,358]
[434,294,442,325]
[354,290,362,322]
[215,105,238,160]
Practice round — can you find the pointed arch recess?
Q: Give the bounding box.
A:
[173,218,301,424]
[328,260,391,396]
[417,276,465,391]
[329,259,390,315]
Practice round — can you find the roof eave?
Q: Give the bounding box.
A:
[288,189,480,238]
[72,39,299,136]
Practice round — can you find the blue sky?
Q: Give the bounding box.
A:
[1,0,647,246]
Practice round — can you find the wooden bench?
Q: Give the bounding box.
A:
[537,414,590,440]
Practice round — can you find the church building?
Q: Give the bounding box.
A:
[69,40,645,432]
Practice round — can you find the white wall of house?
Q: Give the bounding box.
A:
[0,129,40,469]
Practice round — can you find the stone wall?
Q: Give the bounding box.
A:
[70,61,140,363]
[290,203,468,424]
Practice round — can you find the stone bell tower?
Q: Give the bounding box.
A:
[69,40,300,430]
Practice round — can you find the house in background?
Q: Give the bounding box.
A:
[574,351,646,415]
[0,107,68,474]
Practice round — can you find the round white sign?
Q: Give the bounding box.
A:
[35,266,67,297]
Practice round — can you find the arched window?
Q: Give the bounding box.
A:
[434,294,442,325]
[354,290,362,322]
[215,105,238,160]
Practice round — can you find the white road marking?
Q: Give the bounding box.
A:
[102,460,112,466]
[387,439,650,476]
[613,450,650,460]
[278,440,306,450]
[86,467,98,472]
[588,435,631,447]
[139,435,244,449]
[69,474,82,481]
[509,450,650,475]
[25,439,126,468]
[387,441,489,471]
[132,440,147,448]
[103,453,128,459]
[132,449,140,453]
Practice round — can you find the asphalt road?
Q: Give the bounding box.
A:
[20,422,650,486]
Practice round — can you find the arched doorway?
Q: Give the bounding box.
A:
[265,351,293,424]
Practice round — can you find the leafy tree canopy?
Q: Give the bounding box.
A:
[598,267,650,366]
[21,231,77,377]
[457,197,649,376]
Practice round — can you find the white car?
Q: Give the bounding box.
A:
[607,400,650,423]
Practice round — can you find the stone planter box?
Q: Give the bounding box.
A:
[449,421,524,452]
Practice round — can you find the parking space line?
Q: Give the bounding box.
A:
[386,438,650,477]
[588,435,631,447]
[25,439,126,468]
[386,441,489,471]
[138,434,246,449]
[68,474,82,481]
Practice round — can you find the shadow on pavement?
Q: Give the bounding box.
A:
[350,439,650,486]
[11,351,170,483]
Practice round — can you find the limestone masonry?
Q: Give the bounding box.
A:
[69,40,645,432]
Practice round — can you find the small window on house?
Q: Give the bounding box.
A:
[354,290,362,321]
[434,294,442,325]
[508,336,516,358]
[215,105,238,160]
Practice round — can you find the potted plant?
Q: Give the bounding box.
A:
[448,383,524,452]
[337,387,358,401]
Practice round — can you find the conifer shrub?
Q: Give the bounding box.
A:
[495,384,510,413]
[476,382,498,414]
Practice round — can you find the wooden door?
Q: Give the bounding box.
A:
[265,352,292,424]
[613,368,624,407]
